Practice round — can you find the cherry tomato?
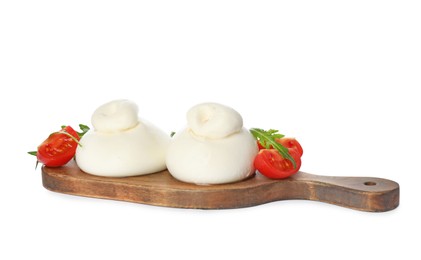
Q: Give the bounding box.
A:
[257,138,303,156]
[254,148,301,179]
[36,126,80,167]
[276,137,303,157]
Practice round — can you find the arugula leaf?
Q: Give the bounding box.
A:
[78,124,90,138]
[250,128,296,168]
[27,151,39,169]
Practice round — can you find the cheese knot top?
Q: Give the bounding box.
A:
[186,103,243,139]
[91,99,139,133]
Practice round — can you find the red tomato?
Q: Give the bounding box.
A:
[36,126,80,167]
[276,137,303,157]
[257,141,265,150]
[254,148,301,179]
[257,138,303,157]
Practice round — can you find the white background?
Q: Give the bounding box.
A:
[1,1,420,259]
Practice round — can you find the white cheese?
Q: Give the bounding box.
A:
[166,103,258,184]
[76,100,170,177]
[91,99,139,133]
[186,102,243,139]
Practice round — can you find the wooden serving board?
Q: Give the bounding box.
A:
[42,161,399,212]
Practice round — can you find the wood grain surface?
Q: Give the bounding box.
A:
[41,161,399,212]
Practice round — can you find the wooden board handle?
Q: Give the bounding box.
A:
[41,162,400,212]
[285,172,400,212]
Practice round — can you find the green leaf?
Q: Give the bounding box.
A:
[35,160,39,170]
[28,151,37,156]
[170,131,176,137]
[27,151,39,169]
[250,128,296,168]
[78,124,90,138]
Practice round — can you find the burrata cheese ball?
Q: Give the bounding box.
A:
[166,103,258,185]
[76,99,170,177]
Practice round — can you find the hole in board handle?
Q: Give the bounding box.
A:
[364,181,377,186]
